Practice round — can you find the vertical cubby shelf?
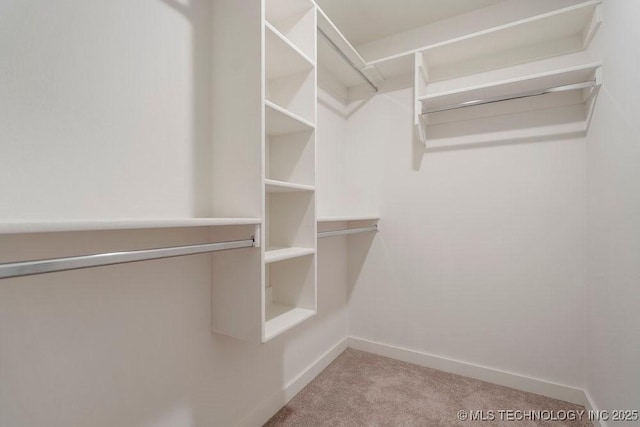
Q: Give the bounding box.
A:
[210,0,316,343]
[263,0,317,342]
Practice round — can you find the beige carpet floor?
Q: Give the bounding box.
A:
[265,349,591,427]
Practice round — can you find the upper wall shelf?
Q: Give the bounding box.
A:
[420,62,602,114]
[370,0,602,82]
[0,217,262,234]
[315,2,384,101]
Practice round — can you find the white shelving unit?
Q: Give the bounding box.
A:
[211,0,317,343]
[420,63,602,109]
[404,0,603,148]
[415,57,602,147]
[315,0,601,105]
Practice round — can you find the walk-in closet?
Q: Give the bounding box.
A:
[1,0,638,425]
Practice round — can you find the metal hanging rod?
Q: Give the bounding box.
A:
[422,80,598,115]
[0,238,255,280]
[317,27,379,93]
[318,225,378,239]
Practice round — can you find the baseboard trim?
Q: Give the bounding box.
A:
[242,336,598,427]
[348,337,587,406]
[583,391,606,427]
[240,337,349,427]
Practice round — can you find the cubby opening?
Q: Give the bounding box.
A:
[265,25,316,123]
[265,191,315,251]
[265,0,316,60]
[264,254,316,340]
[265,129,315,186]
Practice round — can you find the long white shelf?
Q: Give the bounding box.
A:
[0,218,262,234]
[370,1,601,81]
[316,3,384,91]
[421,63,602,113]
[265,246,315,263]
[264,304,315,341]
[265,179,315,193]
[265,100,315,135]
[265,21,314,79]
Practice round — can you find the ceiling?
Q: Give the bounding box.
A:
[315,0,506,46]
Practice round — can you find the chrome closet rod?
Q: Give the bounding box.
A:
[317,225,378,239]
[0,238,255,280]
[317,27,379,93]
[422,80,597,114]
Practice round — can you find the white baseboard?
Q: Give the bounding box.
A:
[242,336,599,427]
[240,337,349,427]
[583,391,606,427]
[348,337,587,406]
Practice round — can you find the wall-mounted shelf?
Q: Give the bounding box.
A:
[315,2,383,103]
[421,63,602,114]
[414,60,602,148]
[265,179,315,193]
[266,100,315,135]
[371,0,601,82]
[265,304,315,341]
[0,218,262,235]
[265,246,315,263]
[317,217,379,239]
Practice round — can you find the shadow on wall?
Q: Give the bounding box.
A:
[158,0,211,216]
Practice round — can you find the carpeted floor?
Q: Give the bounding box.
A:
[265,349,591,426]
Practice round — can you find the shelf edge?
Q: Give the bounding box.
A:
[0,218,263,234]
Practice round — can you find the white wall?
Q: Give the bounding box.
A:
[344,88,588,388]
[0,2,349,426]
[0,0,211,218]
[0,228,347,427]
[586,0,640,419]
[316,91,349,217]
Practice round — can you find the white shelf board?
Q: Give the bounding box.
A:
[265,179,315,192]
[265,100,315,135]
[370,1,601,80]
[264,246,315,263]
[421,63,601,111]
[265,22,314,80]
[317,215,379,222]
[264,304,315,341]
[316,2,384,90]
[0,218,262,234]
